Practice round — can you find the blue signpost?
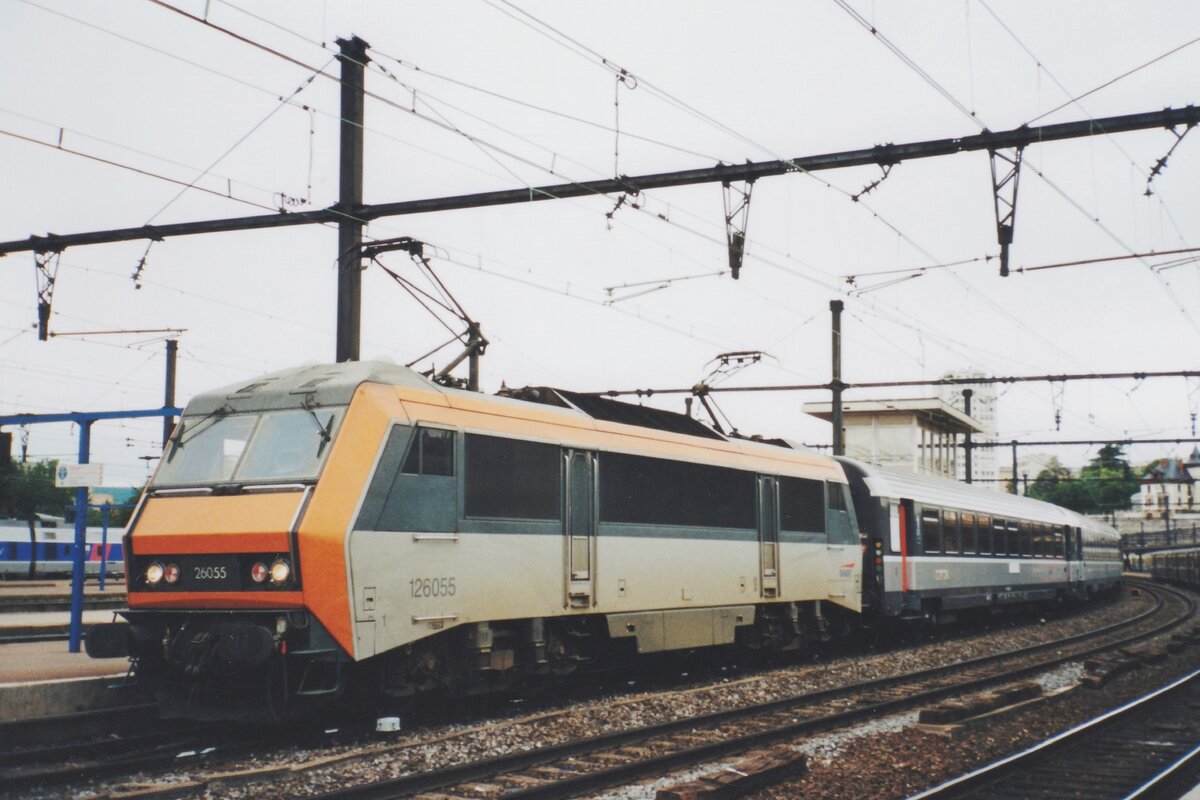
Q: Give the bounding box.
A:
[0,407,181,653]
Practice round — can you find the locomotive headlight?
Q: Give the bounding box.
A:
[145,561,165,585]
[269,559,291,585]
[250,562,269,583]
[163,563,180,584]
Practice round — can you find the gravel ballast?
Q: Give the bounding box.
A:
[13,586,1182,800]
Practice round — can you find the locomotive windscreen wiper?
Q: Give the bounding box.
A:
[164,404,232,462]
[301,394,334,456]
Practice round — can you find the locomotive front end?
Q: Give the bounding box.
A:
[86,371,356,721]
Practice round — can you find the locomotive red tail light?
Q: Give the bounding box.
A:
[250,562,269,583]
[163,563,180,584]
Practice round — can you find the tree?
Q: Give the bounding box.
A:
[0,459,73,520]
[1025,447,1138,515]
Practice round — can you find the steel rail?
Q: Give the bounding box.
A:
[906,665,1200,800]
[304,582,1192,800]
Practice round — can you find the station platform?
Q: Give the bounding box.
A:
[0,579,142,720]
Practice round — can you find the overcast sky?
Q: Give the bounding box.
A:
[2,0,1198,487]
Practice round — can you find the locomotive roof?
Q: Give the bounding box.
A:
[185,361,810,449]
[184,360,431,415]
[181,361,837,477]
[836,456,1120,541]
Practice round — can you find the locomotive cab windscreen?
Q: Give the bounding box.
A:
[154,406,344,489]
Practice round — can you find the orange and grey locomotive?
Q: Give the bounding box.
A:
[86,361,1121,721]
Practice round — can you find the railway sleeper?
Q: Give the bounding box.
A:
[654,746,807,800]
[917,681,1043,725]
[1080,656,1142,688]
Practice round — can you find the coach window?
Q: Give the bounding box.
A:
[1053,526,1065,558]
[993,518,1007,556]
[943,510,960,554]
[921,508,942,553]
[1008,521,1022,557]
[779,476,825,538]
[464,434,561,520]
[975,514,990,555]
[960,512,976,555]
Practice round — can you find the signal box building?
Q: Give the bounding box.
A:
[803,398,985,480]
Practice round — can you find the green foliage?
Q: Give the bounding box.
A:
[1025,446,1139,514]
[0,460,73,519]
[0,460,140,526]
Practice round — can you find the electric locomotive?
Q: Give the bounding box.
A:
[87,361,864,721]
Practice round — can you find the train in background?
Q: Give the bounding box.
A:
[0,517,124,578]
[84,361,1123,722]
[1149,549,1200,588]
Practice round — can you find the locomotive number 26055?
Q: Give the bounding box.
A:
[410,577,456,597]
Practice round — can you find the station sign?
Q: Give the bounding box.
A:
[55,463,104,488]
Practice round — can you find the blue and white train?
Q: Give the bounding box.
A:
[0,517,125,578]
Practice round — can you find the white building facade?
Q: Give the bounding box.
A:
[939,372,999,490]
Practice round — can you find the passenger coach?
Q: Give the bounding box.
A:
[839,458,1123,626]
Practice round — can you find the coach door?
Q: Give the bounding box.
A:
[564,450,597,608]
[758,475,780,598]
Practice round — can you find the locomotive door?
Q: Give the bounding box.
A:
[564,449,597,608]
[757,475,780,598]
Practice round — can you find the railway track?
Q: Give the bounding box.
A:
[909,666,1200,800]
[298,582,1195,800]
[4,583,1191,799]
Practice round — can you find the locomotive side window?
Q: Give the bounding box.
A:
[921,508,942,553]
[599,453,755,529]
[402,428,455,476]
[464,434,561,520]
[825,482,857,545]
[357,425,459,532]
[779,477,825,534]
[943,510,960,554]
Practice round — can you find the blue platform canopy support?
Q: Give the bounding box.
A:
[0,407,182,652]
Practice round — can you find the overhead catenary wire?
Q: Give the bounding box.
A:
[473,0,1144,383]
[0,128,278,213]
[831,0,1200,345]
[974,1,1191,247]
[11,0,1171,407]
[141,56,333,226]
[7,1,1190,455]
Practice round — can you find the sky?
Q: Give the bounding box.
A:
[1,0,1199,488]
